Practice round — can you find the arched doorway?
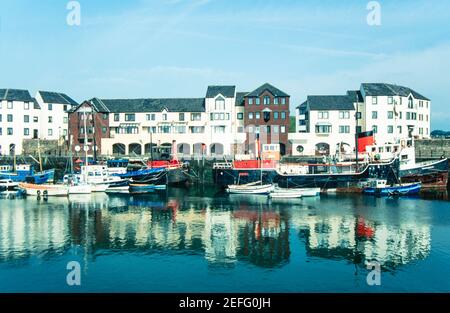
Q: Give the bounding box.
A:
[315,142,330,156]
[210,143,224,155]
[193,143,206,155]
[177,143,190,155]
[128,143,142,156]
[112,143,126,155]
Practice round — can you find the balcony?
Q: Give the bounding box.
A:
[298,125,307,132]
[299,114,306,120]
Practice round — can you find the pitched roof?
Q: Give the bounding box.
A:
[361,83,429,101]
[0,89,34,102]
[38,91,78,105]
[296,101,308,110]
[206,85,236,98]
[246,83,289,97]
[235,92,248,107]
[306,95,355,111]
[85,98,206,113]
[346,90,364,102]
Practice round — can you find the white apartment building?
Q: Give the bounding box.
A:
[0,89,41,155]
[291,95,357,157]
[71,86,246,157]
[35,91,78,141]
[0,88,77,156]
[290,83,431,156]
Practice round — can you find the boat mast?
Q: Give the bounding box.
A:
[150,128,153,167]
[37,139,43,172]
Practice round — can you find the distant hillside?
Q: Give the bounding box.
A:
[431,130,450,138]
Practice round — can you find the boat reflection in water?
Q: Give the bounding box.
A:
[0,189,446,291]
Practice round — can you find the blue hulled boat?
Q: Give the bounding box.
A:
[363,180,421,196]
[0,165,55,184]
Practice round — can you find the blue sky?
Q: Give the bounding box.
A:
[1,0,449,129]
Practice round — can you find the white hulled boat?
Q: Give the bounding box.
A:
[19,183,68,197]
[226,181,274,195]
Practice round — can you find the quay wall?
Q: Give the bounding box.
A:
[415,139,450,160]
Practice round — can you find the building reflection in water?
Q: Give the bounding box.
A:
[0,191,433,272]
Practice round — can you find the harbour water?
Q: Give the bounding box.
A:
[0,188,450,292]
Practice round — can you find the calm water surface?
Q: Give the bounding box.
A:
[0,187,450,292]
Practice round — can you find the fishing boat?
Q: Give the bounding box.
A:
[226,181,274,195]
[18,183,68,197]
[147,160,189,186]
[75,165,128,192]
[0,165,55,184]
[363,180,421,196]
[366,138,448,188]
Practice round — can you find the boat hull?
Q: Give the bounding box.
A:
[19,183,68,197]
[68,184,92,194]
[213,168,278,188]
[226,184,274,195]
[277,160,399,190]
[0,169,55,184]
[363,183,421,196]
[129,184,167,194]
[400,158,448,188]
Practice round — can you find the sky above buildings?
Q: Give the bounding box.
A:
[0,0,449,129]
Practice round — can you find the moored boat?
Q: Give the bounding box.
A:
[269,188,303,199]
[363,180,421,196]
[0,165,55,184]
[226,181,274,195]
[18,183,68,197]
[0,179,19,192]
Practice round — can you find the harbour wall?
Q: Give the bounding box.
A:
[415,139,450,160]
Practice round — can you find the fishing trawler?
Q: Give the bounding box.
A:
[0,164,55,184]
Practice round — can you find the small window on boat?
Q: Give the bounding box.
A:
[89,173,94,176]
[372,147,376,152]
[386,147,391,152]
[379,148,384,153]
[402,155,408,160]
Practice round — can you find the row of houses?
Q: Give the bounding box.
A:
[0,82,431,159]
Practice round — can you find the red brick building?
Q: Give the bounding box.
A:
[243,83,290,156]
[68,99,110,158]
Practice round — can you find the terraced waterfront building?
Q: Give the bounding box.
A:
[0,88,77,155]
[68,84,290,158]
[290,83,431,156]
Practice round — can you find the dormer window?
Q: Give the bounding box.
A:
[408,96,414,109]
[215,97,225,110]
